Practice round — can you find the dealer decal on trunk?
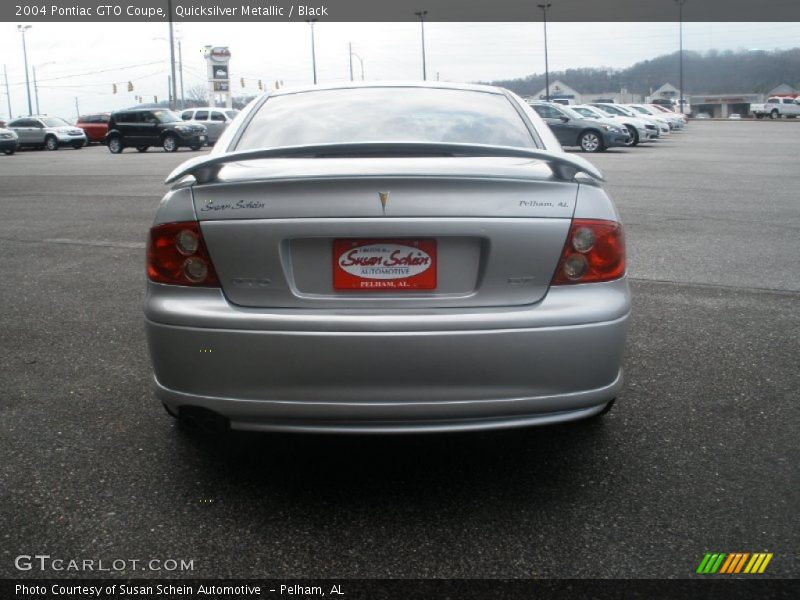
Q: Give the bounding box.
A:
[333,239,437,290]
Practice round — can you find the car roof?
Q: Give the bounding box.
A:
[112,108,156,113]
[267,81,508,98]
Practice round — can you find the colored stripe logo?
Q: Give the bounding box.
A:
[697,553,773,574]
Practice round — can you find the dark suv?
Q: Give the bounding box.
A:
[105,108,207,153]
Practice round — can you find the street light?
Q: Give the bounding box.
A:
[353,52,365,81]
[675,0,686,114]
[3,65,13,120]
[307,20,318,84]
[33,61,55,114]
[349,43,365,81]
[17,25,33,116]
[414,10,428,81]
[537,4,551,101]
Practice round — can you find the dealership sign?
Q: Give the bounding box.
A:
[209,47,231,63]
[203,45,232,108]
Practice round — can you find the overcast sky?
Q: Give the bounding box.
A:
[1,21,798,120]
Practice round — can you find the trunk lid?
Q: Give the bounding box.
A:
[193,157,578,309]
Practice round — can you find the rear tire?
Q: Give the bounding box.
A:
[44,136,59,151]
[3,148,15,155]
[72,142,83,149]
[107,136,123,154]
[190,144,203,151]
[162,135,178,152]
[136,146,149,153]
[579,130,603,153]
[770,110,780,120]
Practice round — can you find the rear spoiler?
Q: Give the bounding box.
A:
[164,142,604,185]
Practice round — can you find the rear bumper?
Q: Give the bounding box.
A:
[145,278,630,433]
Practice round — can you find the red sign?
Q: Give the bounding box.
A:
[333,239,437,291]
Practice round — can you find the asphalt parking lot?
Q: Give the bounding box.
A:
[1,122,797,579]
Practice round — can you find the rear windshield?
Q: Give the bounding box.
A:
[235,87,535,150]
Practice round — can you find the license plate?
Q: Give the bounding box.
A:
[199,135,205,141]
[333,239,437,291]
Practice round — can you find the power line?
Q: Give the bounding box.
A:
[6,61,165,86]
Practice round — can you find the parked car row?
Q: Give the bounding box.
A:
[527,100,687,152]
[0,106,239,156]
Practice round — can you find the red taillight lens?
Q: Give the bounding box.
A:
[147,221,220,287]
[552,219,625,285]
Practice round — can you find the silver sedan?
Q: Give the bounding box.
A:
[145,82,630,434]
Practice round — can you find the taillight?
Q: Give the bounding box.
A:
[551,219,625,285]
[147,221,220,287]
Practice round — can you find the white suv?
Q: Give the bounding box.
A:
[179,108,239,144]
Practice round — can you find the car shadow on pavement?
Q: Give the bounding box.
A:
[167,416,619,511]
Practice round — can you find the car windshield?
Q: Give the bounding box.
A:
[631,106,656,115]
[573,107,601,118]
[236,87,536,150]
[152,110,181,123]
[42,117,70,127]
[225,110,239,119]
[556,105,585,120]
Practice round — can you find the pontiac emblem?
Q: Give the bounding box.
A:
[378,191,390,215]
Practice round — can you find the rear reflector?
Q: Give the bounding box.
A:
[147,221,220,287]
[551,219,625,285]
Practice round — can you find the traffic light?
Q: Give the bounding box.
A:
[258,79,263,91]
[112,83,117,94]
[240,77,245,88]
[127,81,133,92]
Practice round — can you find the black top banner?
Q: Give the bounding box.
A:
[3,0,800,22]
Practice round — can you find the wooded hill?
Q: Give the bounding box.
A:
[486,48,800,96]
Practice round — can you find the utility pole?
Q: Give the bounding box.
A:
[3,64,12,119]
[414,10,428,81]
[349,42,354,81]
[74,97,79,120]
[166,0,178,109]
[32,61,54,115]
[17,25,33,115]
[178,39,185,109]
[537,4,551,101]
[33,65,39,114]
[675,0,686,114]
[307,20,318,84]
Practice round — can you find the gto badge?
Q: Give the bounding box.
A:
[378,191,390,215]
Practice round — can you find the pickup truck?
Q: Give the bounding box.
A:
[751,97,800,119]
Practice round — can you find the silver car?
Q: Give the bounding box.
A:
[145,82,630,434]
[7,115,87,150]
[0,127,19,155]
[572,105,655,146]
[179,107,239,145]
